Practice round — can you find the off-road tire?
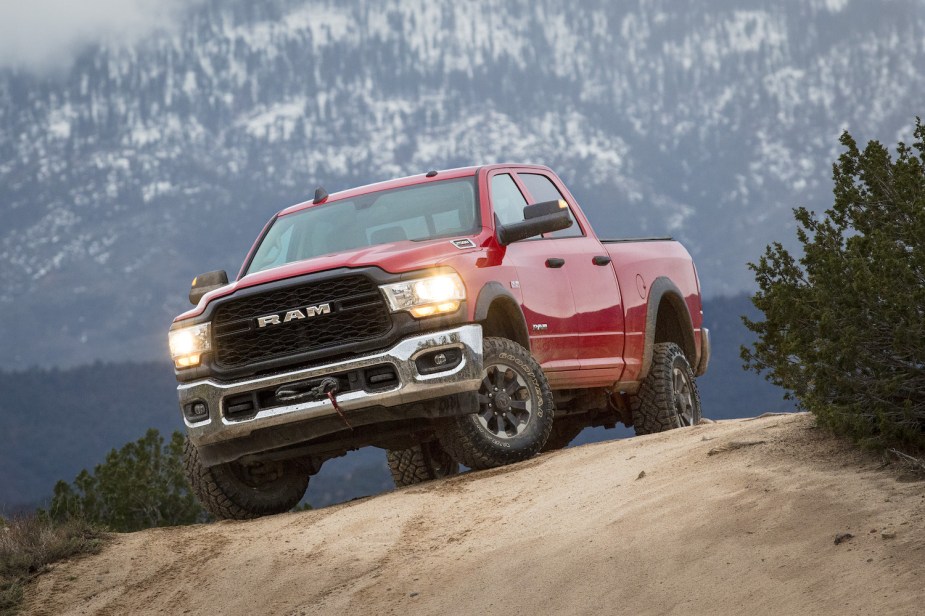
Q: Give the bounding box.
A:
[386,441,460,487]
[184,438,309,520]
[437,337,555,470]
[541,416,586,452]
[630,342,702,435]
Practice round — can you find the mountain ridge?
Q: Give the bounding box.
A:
[2,0,923,368]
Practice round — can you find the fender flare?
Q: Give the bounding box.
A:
[638,277,697,380]
[473,282,530,349]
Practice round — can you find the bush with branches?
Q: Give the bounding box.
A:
[743,119,925,451]
[46,429,206,532]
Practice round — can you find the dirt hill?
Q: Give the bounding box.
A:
[24,414,925,615]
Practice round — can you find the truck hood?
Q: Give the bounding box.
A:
[174,236,483,322]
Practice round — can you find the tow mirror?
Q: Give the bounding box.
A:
[525,199,568,220]
[497,200,572,245]
[189,270,228,305]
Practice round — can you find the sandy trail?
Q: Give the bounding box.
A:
[24,414,925,615]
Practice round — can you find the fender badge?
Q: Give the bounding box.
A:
[451,238,476,249]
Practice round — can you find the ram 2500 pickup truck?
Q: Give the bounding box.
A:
[168,164,710,519]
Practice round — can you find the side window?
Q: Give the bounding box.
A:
[490,173,529,226]
[518,173,583,238]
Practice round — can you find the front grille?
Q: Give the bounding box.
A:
[212,275,391,369]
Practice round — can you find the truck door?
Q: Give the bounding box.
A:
[489,171,579,370]
[516,172,626,380]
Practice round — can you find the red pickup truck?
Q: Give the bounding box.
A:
[168,164,710,519]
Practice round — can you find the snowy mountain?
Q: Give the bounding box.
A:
[1,0,923,368]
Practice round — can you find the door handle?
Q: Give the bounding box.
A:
[592,255,611,266]
[545,258,565,268]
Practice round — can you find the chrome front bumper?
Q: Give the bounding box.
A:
[178,325,483,450]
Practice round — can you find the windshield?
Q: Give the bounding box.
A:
[246,178,479,275]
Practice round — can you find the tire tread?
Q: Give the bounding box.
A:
[630,342,702,435]
[184,439,308,520]
[437,337,555,469]
[386,442,459,487]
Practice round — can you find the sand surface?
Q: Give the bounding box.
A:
[24,414,925,615]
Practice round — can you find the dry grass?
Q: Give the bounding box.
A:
[886,448,925,474]
[0,515,105,615]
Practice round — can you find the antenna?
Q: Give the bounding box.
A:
[313,186,328,204]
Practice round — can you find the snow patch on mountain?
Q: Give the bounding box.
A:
[1,0,923,366]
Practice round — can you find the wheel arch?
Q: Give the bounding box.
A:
[639,277,696,380]
[473,282,530,350]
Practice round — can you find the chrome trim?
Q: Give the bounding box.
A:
[695,327,711,377]
[178,325,483,448]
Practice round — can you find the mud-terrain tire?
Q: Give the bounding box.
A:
[541,416,585,452]
[184,438,308,520]
[631,342,701,435]
[387,441,460,487]
[437,337,555,470]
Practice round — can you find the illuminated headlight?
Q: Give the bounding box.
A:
[168,322,211,369]
[380,273,466,318]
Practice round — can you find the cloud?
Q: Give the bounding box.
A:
[0,0,202,73]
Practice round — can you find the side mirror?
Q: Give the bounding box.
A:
[524,199,568,220]
[189,270,228,305]
[497,200,573,245]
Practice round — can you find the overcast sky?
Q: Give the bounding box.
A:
[0,0,201,73]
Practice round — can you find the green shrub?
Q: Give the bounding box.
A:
[46,429,207,532]
[743,119,925,451]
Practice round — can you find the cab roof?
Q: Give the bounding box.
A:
[277,163,553,217]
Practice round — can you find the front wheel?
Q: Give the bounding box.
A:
[437,337,555,470]
[184,439,309,520]
[630,342,702,435]
[387,441,459,487]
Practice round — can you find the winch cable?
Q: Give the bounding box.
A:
[275,377,352,430]
[322,378,352,430]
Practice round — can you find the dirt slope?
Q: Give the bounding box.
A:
[24,414,925,615]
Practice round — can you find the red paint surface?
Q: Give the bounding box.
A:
[174,164,704,389]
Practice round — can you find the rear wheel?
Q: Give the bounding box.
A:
[437,337,555,470]
[387,441,459,487]
[630,342,701,435]
[184,439,309,520]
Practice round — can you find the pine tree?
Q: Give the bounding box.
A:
[742,119,925,450]
[46,430,206,532]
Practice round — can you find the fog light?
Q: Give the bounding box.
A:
[184,400,209,421]
[415,348,462,375]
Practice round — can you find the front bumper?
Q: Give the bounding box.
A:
[177,325,483,463]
